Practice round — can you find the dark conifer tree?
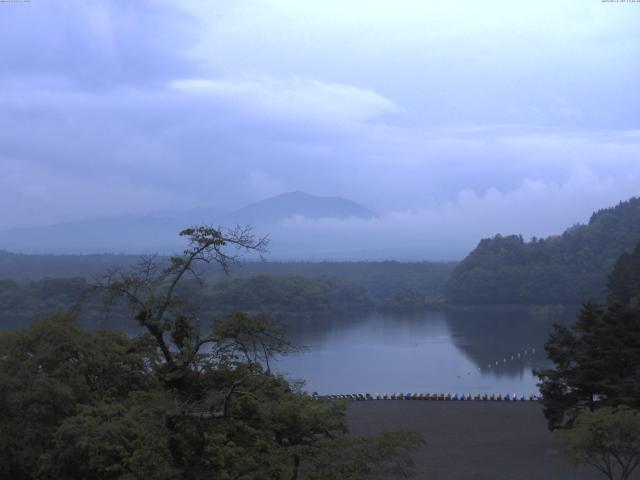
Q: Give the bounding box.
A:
[537,241,640,429]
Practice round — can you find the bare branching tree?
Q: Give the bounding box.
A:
[93,225,277,413]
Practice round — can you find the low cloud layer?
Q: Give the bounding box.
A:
[268,166,640,260]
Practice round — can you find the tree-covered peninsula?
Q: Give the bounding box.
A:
[446,197,640,305]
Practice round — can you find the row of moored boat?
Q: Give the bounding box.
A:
[314,393,541,402]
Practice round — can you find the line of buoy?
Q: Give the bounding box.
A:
[451,347,539,379]
[313,393,540,402]
[484,348,537,371]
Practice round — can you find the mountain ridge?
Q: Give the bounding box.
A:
[0,192,376,254]
[226,191,376,225]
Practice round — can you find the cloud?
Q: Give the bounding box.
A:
[270,166,639,260]
[0,0,198,89]
[0,156,191,229]
[192,0,640,130]
[0,72,400,228]
[1,67,640,237]
[171,76,400,124]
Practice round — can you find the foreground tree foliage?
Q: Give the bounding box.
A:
[536,241,640,430]
[556,407,640,480]
[0,226,423,480]
[538,241,640,479]
[536,302,640,429]
[0,314,167,479]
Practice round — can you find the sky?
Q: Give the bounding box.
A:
[1,0,639,256]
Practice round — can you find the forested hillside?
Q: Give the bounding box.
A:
[446,197,640,305]
[607,240,640,306]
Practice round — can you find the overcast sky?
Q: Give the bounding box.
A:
[1,0,639,249]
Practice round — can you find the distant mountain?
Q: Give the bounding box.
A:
[0,192,377,255]
[0,205,228,254]
[0,215,189,254]
[225,191,377,225]
[445,197,640,305]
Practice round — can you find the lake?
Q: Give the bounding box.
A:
[274,307,577,396]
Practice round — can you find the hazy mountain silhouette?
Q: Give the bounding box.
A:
[225,191,377,225]
[0,215,188,254]
[0,192,377,255]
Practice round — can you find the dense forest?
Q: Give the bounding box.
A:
[0,251,450,279]
[0,261,454,330]
[0,276,371,331]
[446,197,640,305]
[0,251,453,300]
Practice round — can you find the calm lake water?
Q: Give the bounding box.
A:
[274,308,577,396]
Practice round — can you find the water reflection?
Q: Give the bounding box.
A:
[445,307,577,377]
[274,307,578,395]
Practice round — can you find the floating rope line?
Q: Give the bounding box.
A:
[483,347,537,372]
[451,347,540,380]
